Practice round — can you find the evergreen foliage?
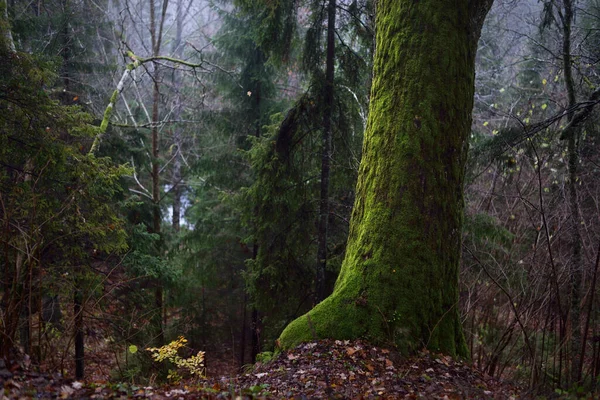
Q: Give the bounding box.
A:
[0,40,128,359]
[231,0,373,347]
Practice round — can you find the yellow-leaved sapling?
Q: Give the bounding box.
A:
[146,336,205,383]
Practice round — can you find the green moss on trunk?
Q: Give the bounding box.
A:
[279,0,480,357]
[0,0,15,53]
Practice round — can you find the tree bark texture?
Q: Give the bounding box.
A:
[152,75,164,345]
[279,0,492,356]
[171,0,184,234]
[74,284,84,379]
[561,0,583,383]
[150,0,165,346]
[315,0,336,303]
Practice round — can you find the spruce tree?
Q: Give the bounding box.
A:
[0,2,128,367]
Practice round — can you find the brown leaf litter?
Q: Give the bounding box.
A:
[1,339,529,399]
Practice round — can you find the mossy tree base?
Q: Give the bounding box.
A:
[279,0,493,357]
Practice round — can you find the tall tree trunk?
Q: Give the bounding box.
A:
[1,2,16,339]
[247,48,265,362]
[315,0,336,304]
[150,0,167,346]
[279,0,493,356]
[239,294,248,367]
[172,159,182,232]
[250,243,260,363]
[59,0,85,375]
[171,0,184,234]
[151,76,164,345]
[74,280,84,379]
[60,0,71,90]
[250,307,260,362]
[3,161,33,359]
[561,0,583,384]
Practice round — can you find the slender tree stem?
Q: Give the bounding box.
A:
[316,0,336,303]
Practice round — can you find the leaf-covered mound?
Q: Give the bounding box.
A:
[229,339,524,399]
[1,339,526,399]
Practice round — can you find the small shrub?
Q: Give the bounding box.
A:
[255,351,274,363]
[146,336,205,383]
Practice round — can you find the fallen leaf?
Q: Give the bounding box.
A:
[60,385,74,398]
[71,381,83,390]
[6,380,20,389]
[166,388,188,397]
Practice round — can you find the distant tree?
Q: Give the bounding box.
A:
[89,0,215,351]
[239,0,372,350]
[179,3,289,365]
[462,0,600,388]
[542,0,584,384]
[279,0,494,356]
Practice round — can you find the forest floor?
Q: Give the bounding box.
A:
[1,339,546,399]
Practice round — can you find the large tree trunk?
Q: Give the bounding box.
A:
[279,0,492,356]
